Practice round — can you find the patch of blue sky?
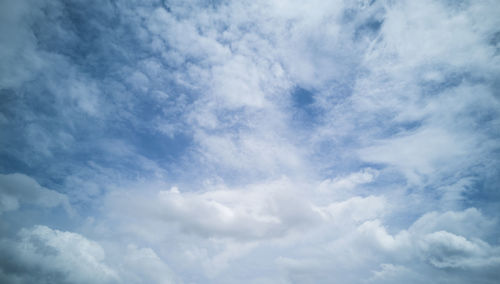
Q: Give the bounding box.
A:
[353,18,383,41]
[289,86,321,127]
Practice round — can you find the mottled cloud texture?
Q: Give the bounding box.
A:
[1,0,500,283]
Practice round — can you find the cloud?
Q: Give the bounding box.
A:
[0,225,180,284]
[117,244,178,284]
[358,127,470,183]
[318,168,379,192]
[317,195,386,223]
[0,225,117,284]
[0,0,46,89]
[105,177,388,241]
[418,231,500,269]
[408,208,496,239]
[0,173,72,215]
[107,178,316,240]
[1,0,499,283]
[274,208,500,284]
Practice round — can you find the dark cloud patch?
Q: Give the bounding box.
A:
[0,226,117,284]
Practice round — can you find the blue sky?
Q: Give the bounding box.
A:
[1,0,500,283]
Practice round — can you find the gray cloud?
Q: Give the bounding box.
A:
[0,173,72,215]
[0,225,117,284]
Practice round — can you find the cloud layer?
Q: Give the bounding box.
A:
[1,0,499,283]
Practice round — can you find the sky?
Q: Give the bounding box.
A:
[1,0,500,283]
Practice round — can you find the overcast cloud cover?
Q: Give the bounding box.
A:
[1,0,500,283]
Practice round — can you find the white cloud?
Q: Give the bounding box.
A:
[108,178,316,240]
[376,0,500,73]
[273,207,500,283]
[408,208,495,239]
[358,127,470,183]
[317,195,386,223]
[318,168,378,193]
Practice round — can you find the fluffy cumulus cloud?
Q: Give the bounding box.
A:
[1,0,500,283]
